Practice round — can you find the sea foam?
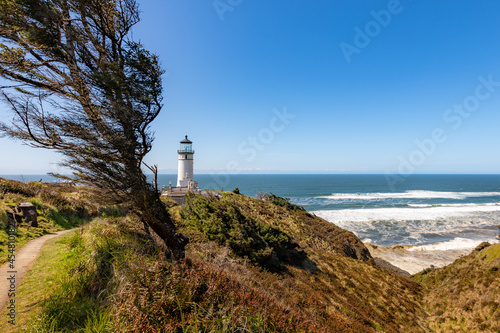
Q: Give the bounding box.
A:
[408,237,499,252]
[312,203,500,223]
[313,207,500,247]
[320,190,500,201]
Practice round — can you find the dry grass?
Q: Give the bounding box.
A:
[118,192,429,332]
[1,190,439,331]
[414,242,500,332]
[0,178,99,216]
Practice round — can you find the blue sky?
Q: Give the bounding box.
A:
[1,0,500,175]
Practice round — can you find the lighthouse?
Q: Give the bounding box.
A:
[162,135,200,204]
[177,135,194,188]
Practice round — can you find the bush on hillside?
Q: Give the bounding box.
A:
[264,193,305,212]
[180,193,306,272]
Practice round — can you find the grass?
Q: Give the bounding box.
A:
[0,178,100,264]
[483,242,500,264]
[0,222,121,332]
[5,188,498,332]
[142,193,427,332]
[0,200,84,255]
[0,192,429,332]
[0,230,83,332]
[414,242,500,332]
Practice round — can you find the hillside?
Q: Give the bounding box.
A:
[6,181,499,332]
[414,242,500,332]
[0,178,97,263]
[0,184,428,332]
[169,192,427,332]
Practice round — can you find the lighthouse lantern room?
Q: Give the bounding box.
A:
[177,136,194,188]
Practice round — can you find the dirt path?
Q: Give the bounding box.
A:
[0,229,76,310]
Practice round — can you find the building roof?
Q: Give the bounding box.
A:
[180,135,192,144]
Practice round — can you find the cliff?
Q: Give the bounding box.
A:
[4,181,498,332]
[161,191,428,332]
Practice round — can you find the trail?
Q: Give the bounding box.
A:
[0,229,75,310]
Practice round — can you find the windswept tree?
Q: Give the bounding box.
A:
[0,0,188,257]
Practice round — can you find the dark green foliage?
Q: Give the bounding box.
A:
[474,241,491,252]
[0,0,187,257]
[99,205,128,218]
[180,193,305,272]
[267,193,305,212]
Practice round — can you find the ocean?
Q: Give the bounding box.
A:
[167,174,500,252]
[4,174,500,254]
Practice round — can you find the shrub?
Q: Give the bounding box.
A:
[474,242,491,252]
[267,193,305,212]
[99,205,127,218]
[0,210,7,230]
[180,193,305,272]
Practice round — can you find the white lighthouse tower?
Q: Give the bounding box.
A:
[177,135,194,188]
[163,135,200,204]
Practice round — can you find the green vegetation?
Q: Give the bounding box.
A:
[266,193,306,212]
[0,229,115,332]
[191,192,372,261]
[414,242,500,332]
[3,184,499,332]
[180,193,306,272]
[3,190,427,332]
[0,178,97,263]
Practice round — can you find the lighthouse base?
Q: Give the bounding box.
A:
[162,181,201,205]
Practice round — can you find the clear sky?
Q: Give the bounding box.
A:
[1,0,500,175]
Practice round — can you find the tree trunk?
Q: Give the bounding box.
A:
[132,185,188,258]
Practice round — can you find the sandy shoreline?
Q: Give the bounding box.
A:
[365,225,500,275]
[365,242,479,275]
[319,211,500,275]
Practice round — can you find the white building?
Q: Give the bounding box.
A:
[177,135,194,188]
[163,135,200,204]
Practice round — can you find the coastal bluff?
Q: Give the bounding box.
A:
[1,180,499,332]
[168,191,429,332]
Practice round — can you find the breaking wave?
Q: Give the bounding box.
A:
[312,202,500,222]
[319,190,500,201]
[408,237,499,252]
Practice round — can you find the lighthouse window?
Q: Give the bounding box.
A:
[180,143,193,153]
